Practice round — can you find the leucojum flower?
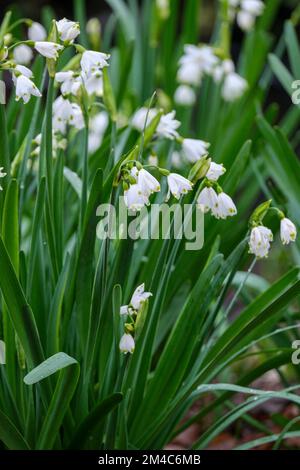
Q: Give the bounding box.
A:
[119,284,153,354]
[248,202,297,258]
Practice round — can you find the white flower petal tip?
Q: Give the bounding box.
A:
[34,41,64,60]
[28,22,47,41]
[80,51,110,77]
[119,334,135,354]
[197,187,218,213]
[206,162,226,181]
[222,72,248,102]
[15,75,42,104]
[174,85,196,106]
[131,107,158,131]
[124,184,149,212]
[167,173,193,199]
[120,305,129,316]
[56,18,80,43]
[138,169,160,197]
[13,44,33,65]
[182,138,210,163]
[280,218,297,245]
[213,192,237,219]
[156,111,181,140]
[249,226,273,258]
[130,283,152,311]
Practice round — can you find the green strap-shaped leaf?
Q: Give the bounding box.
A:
[36,359,80,449]
[24,352,77,385]
[68,393,123,449]
[0,237,44,368]
[0,408,30,450]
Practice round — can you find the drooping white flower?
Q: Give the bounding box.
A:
[53,96,72,133]
[180,44,219,75]
[131,107,158,131]
[280,218,297,245]
[119,333,135,354]
[213,59,235,83]
[80,50,110,76]
[13,44,33,65]
[197,187,218,213]
[55,70,82,96]
[0,167,7,191]
[15,75,42,103]
[177,61,203,86]
[55,71,81,96]
[130,283,152,311]
[206,162,226,181]
[12,64,33,84]
[249,225,273,258]
[69,103,84,130]
[213,192,237,219]
[167,173,193,199]
[82,70,103,95]
[174,85,196,106]
[156,111,181,140]
[137,168,160,197]
[241,0,264,16]
[124,184,149,212]
[222,72,247,101]
[88,112,109,153]
[34,41,63,60]
[237,10,255,31]
[0,340,5,364]
[182,138,210,163]
[56,18,80,43]
[28,22,47,41]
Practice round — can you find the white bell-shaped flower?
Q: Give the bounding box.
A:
[137,168,160,197]
[131,107,158,131]
[222,72,247,101]
[13,44,33,65]
[119,334,135,354]
[174,85,196,106]
[167,173,193,199]
[56,18,80,43]
[197,187,218,213]
[156,111,181,140]
[213,192,237,219]
[130,283,153,311]
[124,184,149,212]
[15,75,42,103]
[28,22,47,41]
[34,41,63,60]
[80,50,110,77]
[206,162,226,181]
[249,226,273,258]
[182,138,210,163]
[280,218,297,245]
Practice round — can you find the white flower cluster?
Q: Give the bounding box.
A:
[122,163,193,212]
[131,107,210,165]
[31,132,67,159]
[9,17,110,110]
[119,283,152,354]
[249,217,297,259]
[229,0,265,32]
[176,44,247,102]
[198,162,237,220]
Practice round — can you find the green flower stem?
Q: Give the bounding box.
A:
[219,0,231,59]
[80,117,89,230]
